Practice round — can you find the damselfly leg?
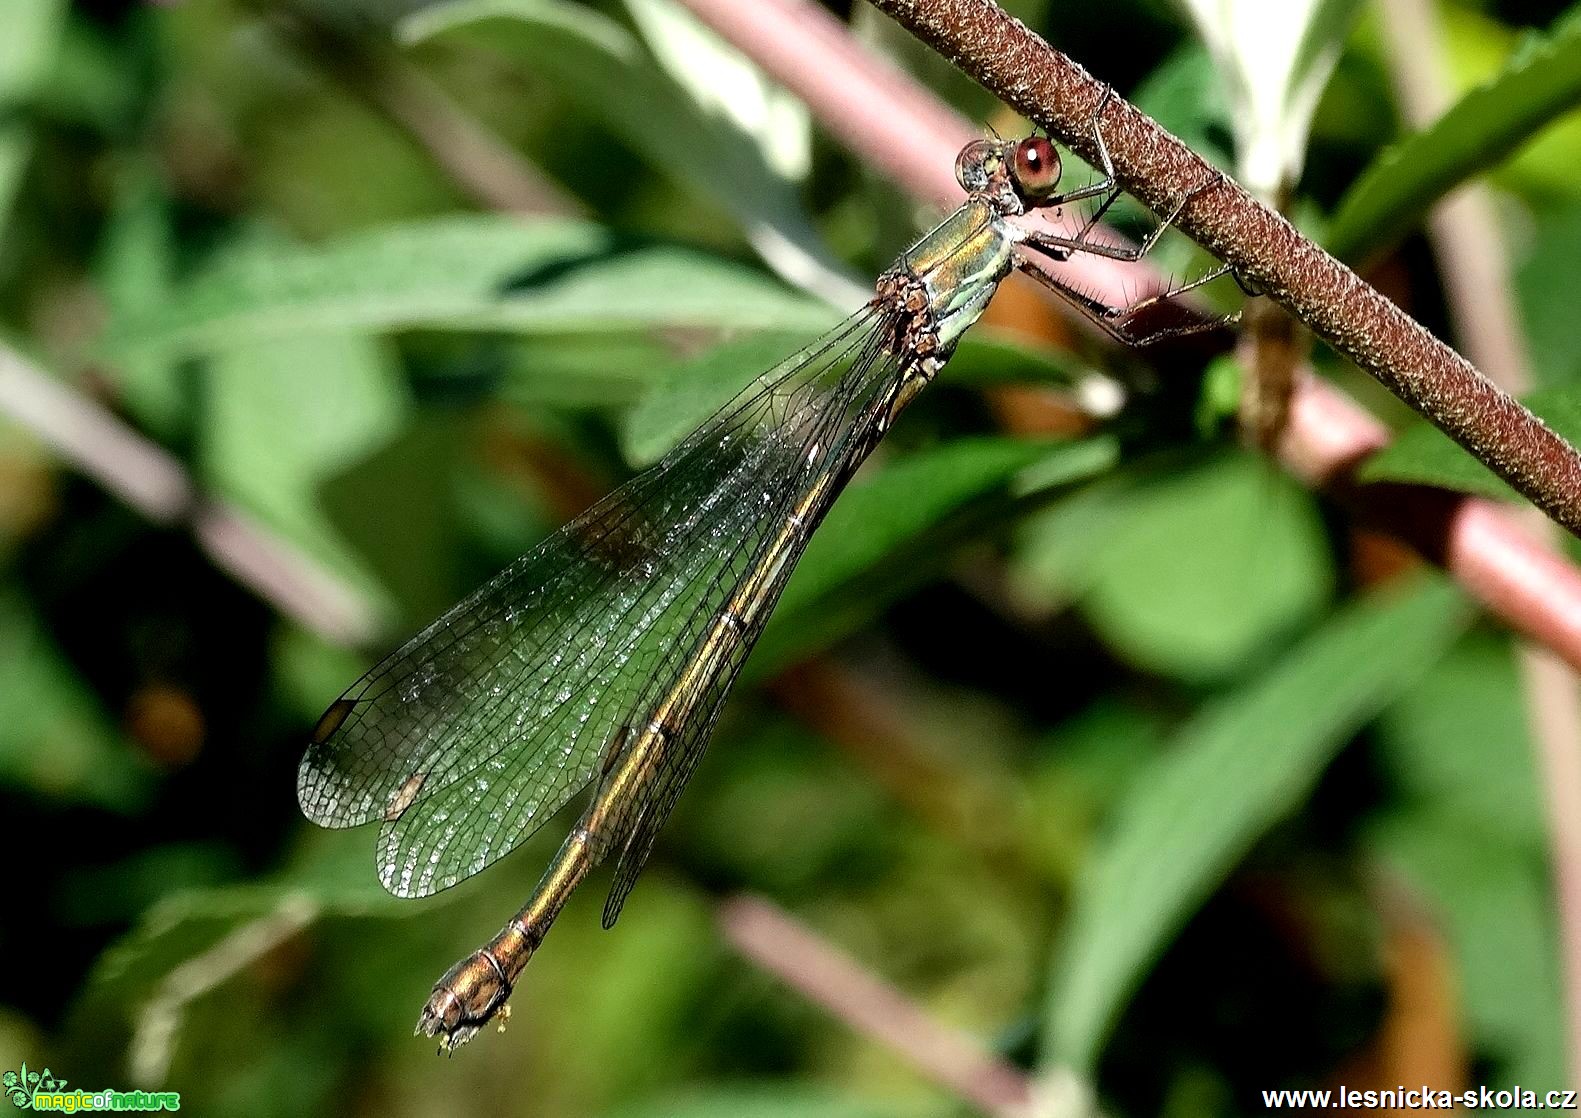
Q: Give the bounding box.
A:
[1019,168,1238,347]
[1004,89,1240,346]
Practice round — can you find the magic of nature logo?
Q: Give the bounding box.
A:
[4,1064,180,1112]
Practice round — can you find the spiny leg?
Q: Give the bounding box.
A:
[1070,182,1123,249]
[1024,171,1226,265]
[1036,85,1198,262]
[1019,166,1242,346]
[1014,255,1238,347]
[1041,85,1127,253]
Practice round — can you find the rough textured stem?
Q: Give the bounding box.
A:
[862,0,1581,539]
[676,0,1581,675]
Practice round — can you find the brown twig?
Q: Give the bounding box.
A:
[349,48,584,217]
[674,0,1581,676]
[859,0,1581,539]
[268,6,583,217]
[718,894,1035,1117]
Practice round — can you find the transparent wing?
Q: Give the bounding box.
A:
[297,306,901,898]
[596,330,898,927]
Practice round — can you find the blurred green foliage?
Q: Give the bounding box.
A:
[2,1,1580,1115]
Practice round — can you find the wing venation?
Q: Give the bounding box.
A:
[297,307,901,898]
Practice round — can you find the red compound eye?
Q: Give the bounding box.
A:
[1012,137,1062,199]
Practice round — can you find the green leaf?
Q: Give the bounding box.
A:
[1016,451,1333,681]
[54,843,242,927]
[103,216,830,362]
[621,331,810,467]
[624,0,811,180]
[1519,203,1581,387]
[95,169,182,437]
[0,126,29,251]
[318,413,471,624]
[36,15,137,132]
[1176,0,1363,195]
[79,832,422,1019]
[1357,385,1581,499]
[0,0,68,248]
[1376,632,1545,853]
[1371,634,1560,1086]
[1438,5,1581,201]
[500,334,672,409]
[77,887,316,1037]
[200,330,410,617]
[750,436,1119,674]
[0,0,68,105]
[1328,5,1581,262]
[0,593,153,811]
[1043,575,1470,1072]
[401,0,860,306]
[318,408,569,625]
[1130,45,1234,171]
[523,883,720,1106]
[1026,700,1172,886]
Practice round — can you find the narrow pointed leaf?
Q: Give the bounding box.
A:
[1044,576,1469,1072]
[104,216,829,361]
[1328,5,1581,261]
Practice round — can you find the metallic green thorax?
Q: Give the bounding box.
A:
[900,197,1019,354]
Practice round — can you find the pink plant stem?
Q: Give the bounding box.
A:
[0,346,379,646]
[676,0,1581,675]
[719,894,1033,1117]
[1284,379,1581,667]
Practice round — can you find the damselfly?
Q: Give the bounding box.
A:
[298,106,1233,1052]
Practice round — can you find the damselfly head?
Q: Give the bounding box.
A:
[955,135,1064,215]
